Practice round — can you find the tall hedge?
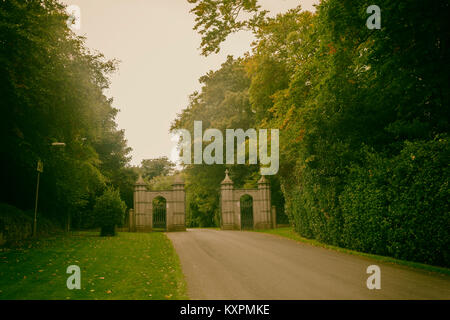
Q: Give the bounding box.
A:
[340,138,450,266]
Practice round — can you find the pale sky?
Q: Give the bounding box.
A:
[61,0,318,166]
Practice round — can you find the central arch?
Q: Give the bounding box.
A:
[240,194,254,230]
[152,196,167,231]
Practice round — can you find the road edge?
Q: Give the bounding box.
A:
[254,228,450,277]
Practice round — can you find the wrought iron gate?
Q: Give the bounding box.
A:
[240,196,254,230]
[152,200,166,230]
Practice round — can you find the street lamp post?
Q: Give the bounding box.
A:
[33,160,43,237]
[33,142,66,238]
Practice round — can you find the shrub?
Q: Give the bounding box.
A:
[0,203,32,243]
[0,203,60,244]
[93,188,126,236]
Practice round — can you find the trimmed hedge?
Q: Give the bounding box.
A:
[340,138,450,267]
[286,137,450,268]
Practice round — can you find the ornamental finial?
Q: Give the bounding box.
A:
[221,169,233,185]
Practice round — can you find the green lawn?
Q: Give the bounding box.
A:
[256,227,450,276]
[0,232,187,300]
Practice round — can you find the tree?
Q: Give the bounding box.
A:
[185,0,450,266]
[141,157,175,181]
[187,0,266,56]
[171,56,264,227]
[0,0,132,232]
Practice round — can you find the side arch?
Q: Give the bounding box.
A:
[239,194,254,230]
[133,175,186,232]
[152,196,167,231]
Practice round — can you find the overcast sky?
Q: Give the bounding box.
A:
[61,0,318,166]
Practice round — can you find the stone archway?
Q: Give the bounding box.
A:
[152,196,167,231]
[131,175,186,232]
[220,169,273,230]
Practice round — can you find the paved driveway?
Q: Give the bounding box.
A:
[167,229,450,299]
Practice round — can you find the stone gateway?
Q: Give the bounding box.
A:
[131,170,274,232]
[220,170,274,230]
[130,175,186,232]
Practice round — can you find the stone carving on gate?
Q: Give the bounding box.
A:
[131,175,186,232]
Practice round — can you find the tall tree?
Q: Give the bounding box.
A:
[185,0,450,266]
[141,157,175,181]
[171,56,259,227]
[0,0,133,229]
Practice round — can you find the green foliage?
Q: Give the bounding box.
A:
[184,165,224,227]
[147,175,176,191]
[186,0,449,266]
[0,203,60,244]
[0,0,132,229]
[93,189,126,236]
[0,204,33,243]
[187,0,266,55]
[171,57,277,227]
[340,138,450,266]
[141,157,175,181]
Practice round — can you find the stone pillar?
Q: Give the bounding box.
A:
[271,206,276,229]
[220,169,236,230]
[128,208,135,232]
[257,175,272,229]
[134,175,149,232]
[170,175,186,231]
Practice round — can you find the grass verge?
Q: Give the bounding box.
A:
[0,232,188,300]
[255,227,450,276]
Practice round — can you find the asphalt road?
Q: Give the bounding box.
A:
[167,229,450,300]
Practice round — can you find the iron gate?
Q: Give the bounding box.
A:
[240,196,254,230]
[152,201,166,230]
